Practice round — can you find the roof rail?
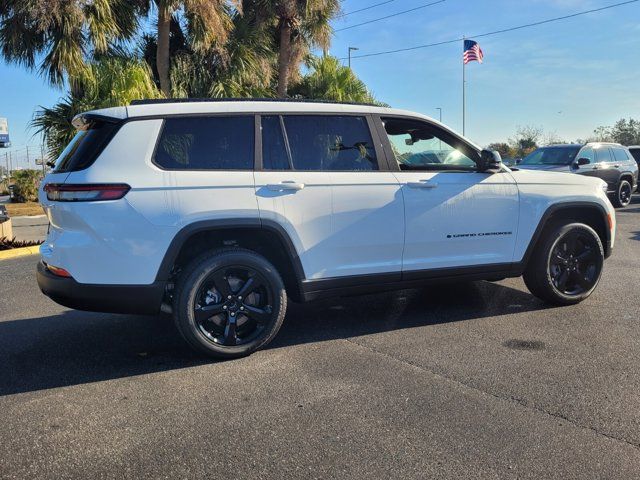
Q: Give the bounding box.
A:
[129,97,380,107]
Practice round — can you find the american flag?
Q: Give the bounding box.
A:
[463,40,483,64]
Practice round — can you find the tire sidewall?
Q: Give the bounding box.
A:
[543,223,604,303]
[618,180,631,207]
[175,251,286,358]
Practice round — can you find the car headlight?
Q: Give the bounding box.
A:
[601,182,608,193]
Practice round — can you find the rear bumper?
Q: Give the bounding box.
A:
[36,261,165,315]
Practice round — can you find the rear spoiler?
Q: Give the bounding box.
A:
[71,113,122,131]
[71,106,128,131]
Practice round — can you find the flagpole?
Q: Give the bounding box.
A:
[462,36,466,136]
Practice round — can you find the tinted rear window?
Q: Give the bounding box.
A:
[282,115,378,171]
[521,147,580,166]
[611,147,630,162]
[261,116,291,170]
[53,121,119,173]
[154,116,254,170]
[629,148,640,162]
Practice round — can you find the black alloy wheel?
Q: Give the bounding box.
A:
[174,249,287,358]
[523,222,604,305]
[548,229,602,296]
[617,180,632,207]
[193,266,274,347]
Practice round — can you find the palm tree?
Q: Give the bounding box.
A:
[0,0,143,86]
[251,0,340,97]
[154,0,238,97]
[291,55,383,104]
[32,57,161,157]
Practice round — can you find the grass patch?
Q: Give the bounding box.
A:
[0,237,43,251]
[5,202,45,217]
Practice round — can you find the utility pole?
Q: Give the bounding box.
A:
[40,143,46,175]
[348,46,359,69]
[4,152,8,178]
[26,146,30,166]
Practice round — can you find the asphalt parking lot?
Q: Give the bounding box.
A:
[1,197,639,479]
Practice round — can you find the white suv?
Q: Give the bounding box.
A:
[37,100,616,358]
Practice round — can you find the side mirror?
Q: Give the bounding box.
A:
[479,149,503,172]
[573,157,590,169]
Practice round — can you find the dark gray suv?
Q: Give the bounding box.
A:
[629,146,640,178]
[519,143,638,207]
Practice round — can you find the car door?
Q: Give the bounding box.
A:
[580,145,617,190]
[254,114,404,281]
[153,115,259,225]
[374,115,519,274]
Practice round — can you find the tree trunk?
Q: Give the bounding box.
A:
[277,21,292,98]
[157,6,171,98]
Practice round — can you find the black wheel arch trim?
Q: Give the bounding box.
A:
[154,217,306,291]
[517,201,612,270]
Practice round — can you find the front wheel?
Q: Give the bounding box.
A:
[173,248,287,358]
[523,222,604,305]
[612,179,632,208]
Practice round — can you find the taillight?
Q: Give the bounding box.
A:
[44,263,72,278]
[44,183,130,202]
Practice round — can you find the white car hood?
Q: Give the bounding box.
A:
[509,168,604,188]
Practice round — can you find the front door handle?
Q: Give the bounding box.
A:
[407,180,438,189]
[266,181,305,191]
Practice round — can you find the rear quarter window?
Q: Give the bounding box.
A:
[611,147,630,162]
[53,121,120,173]
[154,116,254,170]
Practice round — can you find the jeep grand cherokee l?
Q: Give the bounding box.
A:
[37,100,616,358]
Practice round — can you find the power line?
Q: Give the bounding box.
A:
[338,0,398,18]
[335,0,446,32]
[343,0,639,59]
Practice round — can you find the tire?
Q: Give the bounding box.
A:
[523,222,604,305]
[612,179,632,208]
[173,248,287,358]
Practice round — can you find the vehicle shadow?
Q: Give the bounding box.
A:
[0,281,549,396]
[271,280,548,349]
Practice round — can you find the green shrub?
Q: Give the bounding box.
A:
[11,170,42,203]
[0,237,43,250]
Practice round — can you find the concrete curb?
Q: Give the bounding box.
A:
[0,246,40,261]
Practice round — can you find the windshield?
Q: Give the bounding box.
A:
[521,147,580,166]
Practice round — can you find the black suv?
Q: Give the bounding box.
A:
[519,143,639,207]
[629,146,640,183]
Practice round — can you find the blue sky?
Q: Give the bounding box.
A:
[1,0,639,169]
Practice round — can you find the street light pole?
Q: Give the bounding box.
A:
[348,46,359,69]
[436,108,443,151]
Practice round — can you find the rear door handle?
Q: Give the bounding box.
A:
[266,181,305,191]
[407,180,438,189]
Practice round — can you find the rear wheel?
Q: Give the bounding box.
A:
[523,222,604,305]
[173,248,287,358]
[613,179,632,208]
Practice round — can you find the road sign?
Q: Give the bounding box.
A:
[0,118,10,148]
